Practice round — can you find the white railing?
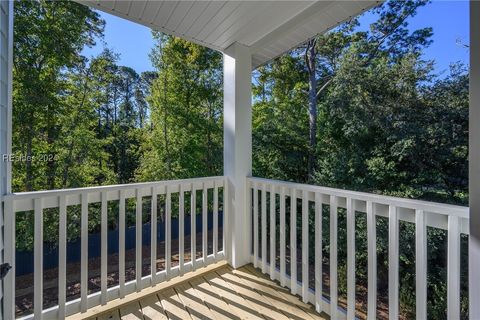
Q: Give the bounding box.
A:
[3,176,226,319]
[248,177,469,320]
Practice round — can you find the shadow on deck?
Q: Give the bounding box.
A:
[68,262,329,320]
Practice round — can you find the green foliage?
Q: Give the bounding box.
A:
[136,33,223,181]
[12,1,468,319]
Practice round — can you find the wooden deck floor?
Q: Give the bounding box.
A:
[82,263,328,320]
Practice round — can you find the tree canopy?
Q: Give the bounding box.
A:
[12,0,468,319]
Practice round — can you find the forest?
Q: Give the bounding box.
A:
[12,0,468,319]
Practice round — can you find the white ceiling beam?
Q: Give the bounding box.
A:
[250,0,333,54]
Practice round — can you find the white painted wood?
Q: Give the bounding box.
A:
[100,191,108,304]
[315,192,323,313]
[223,179,228,258]
[302,189,309,303]
[247,177,467,218]
[253,182,259,268]
[0,3,13,313]
[166,187,172,275]
[388,205,399,320]
[470,2,480,319]
[447,215,460,320]
[290,187,297,295]
[1,0,13,193]
[213,181,219,258]
[191,184,197,270]
[135,189,142,291]
[179,184,185,274]
[119,189,126,298]
[202,182,208,263]
[150,187,158,286]
[261,183,267,273]
[58,195,67,319]
[329,195,338,319]
[78,0,377,68]
[34,198,43,319]
[415,209,427,320]
[80,193,88,312]
[4,177,228,319]
[3,197,14,320]
[346,198,355,320]
[270,185,276,279]
[280,186,286,287]
[223,42,252,268]
[367,201,377,320]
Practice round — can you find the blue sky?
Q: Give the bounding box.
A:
[82,1,469,75]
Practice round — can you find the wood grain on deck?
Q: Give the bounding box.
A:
[86,264,329,320]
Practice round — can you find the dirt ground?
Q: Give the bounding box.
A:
[16,230,396,320]
[15,230,222,317]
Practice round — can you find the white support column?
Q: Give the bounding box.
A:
[469,1,480,318]
[0,1,13,319]
[223,42,252,268]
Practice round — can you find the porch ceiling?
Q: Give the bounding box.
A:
[76,0,380,68]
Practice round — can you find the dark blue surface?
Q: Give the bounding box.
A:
[16,212,223,276]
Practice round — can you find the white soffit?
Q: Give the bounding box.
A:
[77,1,380,68]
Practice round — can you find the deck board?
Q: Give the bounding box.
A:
[189,275,242,319]
[243,265,327,320]
[96,310,120,320]
[78,264,328,320]
[216,268,290,320]
[119,302,143,320]
[158,288,194,320]
[229,267,317,320]
[139,294,168,320]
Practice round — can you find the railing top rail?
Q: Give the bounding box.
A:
[248,176,468,218]
[4,176,225,201]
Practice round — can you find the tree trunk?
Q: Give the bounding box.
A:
[46,104,56,190]
[306,40,317,182]
[25,109,34,191]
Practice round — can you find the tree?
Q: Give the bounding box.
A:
[13,0,104,191]
[136,34,223,181]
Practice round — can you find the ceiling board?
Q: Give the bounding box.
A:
[77,0,381,68]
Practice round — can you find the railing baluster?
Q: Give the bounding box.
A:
[261,183,267,273]
[151,186,158,283]
[80,192,88,312]
[270,184,276,279]
[34,198,43,319]
[191,184,196,269]
[58,195,67,319]
[136,189,142,291]
[415,209,427,320]
[213,180,219,258]
[101,191,108,304]
[330,195,338,319]
[388,205,399,320]
[367,201,377,320]
[5,176,470,319]
[4,197,15,320]
[119,189,126,298]
[166,186,172,276]
[280,186,286,286]
[253,182,259,268]
[447,215,460,320]
[179,184,185,274]
[290,187,297,295]
[315,192,323,313]
[222,179,227,257]
[202,182,208,264]
[346,198,355,320]
[302,189,309,303]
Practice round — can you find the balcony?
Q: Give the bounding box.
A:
[0,0,478,319]
[3,176,468,319]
